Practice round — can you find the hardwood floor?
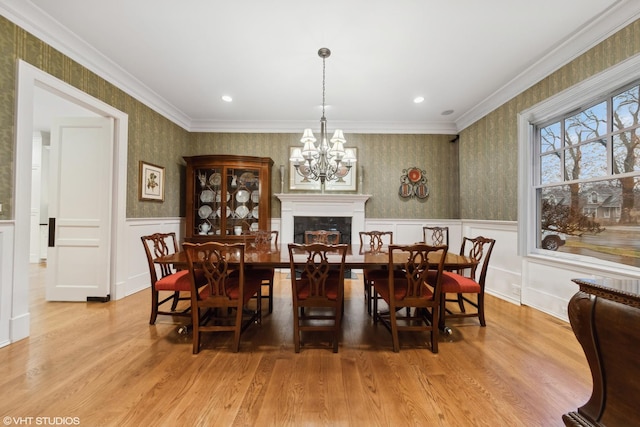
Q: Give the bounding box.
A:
[0,264,591,426]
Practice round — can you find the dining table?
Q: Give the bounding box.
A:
[154,243,477,271]
[154,243,478,334]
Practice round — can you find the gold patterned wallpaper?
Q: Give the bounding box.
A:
[459,19,640,220]
[1,15,639,222]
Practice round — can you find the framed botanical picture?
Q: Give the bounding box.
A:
[139,161,165,201]
[289,147,357,191]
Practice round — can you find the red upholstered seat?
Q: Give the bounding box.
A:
[155,269,206,292]
[440,271,482,293]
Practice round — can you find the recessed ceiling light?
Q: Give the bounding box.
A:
[441,109,454,115]
[413,96,424,104]
[221,95,233,102]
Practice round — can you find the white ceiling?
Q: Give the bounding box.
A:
[3,0,640,134]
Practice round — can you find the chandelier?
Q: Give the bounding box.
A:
[290,47,356,186]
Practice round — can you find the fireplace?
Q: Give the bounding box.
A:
[293,216,352,244]
[276,194,371,245]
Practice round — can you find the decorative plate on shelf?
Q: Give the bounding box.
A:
[216,206,231,218]
[239,172,256,185]
[215,191,230,202]
[198,205,213,219]
[250,222,259,231]
[235,205,250,219]
[209,172,222,186]
[200,189,214,203]
[236,189,250,203]
[252,206,259,219]
[251,190,260,203]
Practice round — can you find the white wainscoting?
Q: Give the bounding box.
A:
[0,222,16,348]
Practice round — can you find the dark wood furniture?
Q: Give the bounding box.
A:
[141,232,202,324]
[422,226,449,246]
[439,236,496,330]
[184,155,273,242]
[359,231,396,315]
[372,244,448,353]
[563,278,640,427]
[155,244,477,271]
[288,243,348,353]
[304,230,340,244]
[183,241,263,353]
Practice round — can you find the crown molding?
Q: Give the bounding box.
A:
[0,0,191,130]
[456,0,640,132]
[189,119,459,134]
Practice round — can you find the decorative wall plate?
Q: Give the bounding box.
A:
[407,167,422,183]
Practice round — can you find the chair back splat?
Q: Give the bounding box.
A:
[423,226,449,247]
[439,236,496,329]
[183,242,262,353]
[288,243,348,353]
[304,230,341,244]
[372,243,448,353]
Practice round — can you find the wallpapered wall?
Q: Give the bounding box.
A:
[1,15,639,222]
[459,19,640,220]
[0,15,192,220]
[190,132,460,219]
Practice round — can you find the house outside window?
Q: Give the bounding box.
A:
[533,79,640,268]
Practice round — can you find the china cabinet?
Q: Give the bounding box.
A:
[184,155,273,242]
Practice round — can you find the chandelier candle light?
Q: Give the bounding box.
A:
[290,47,356,191]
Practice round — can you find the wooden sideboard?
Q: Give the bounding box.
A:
[563,278,640,427]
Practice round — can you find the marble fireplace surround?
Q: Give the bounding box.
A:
[276,194,371,245]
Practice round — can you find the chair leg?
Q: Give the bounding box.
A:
[457,293,466,312]
[192,307,200,354]
[431,306,439,354]
[267,280,273,314]
[333,305,342,353]
[390,306,400,352]
[373,290,379,324]
[170,291,180,311]
[150,289,159,325]
[478,294,486,326]
[293,305,301,353]
[233,306,243,353]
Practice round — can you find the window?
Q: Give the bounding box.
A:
[534,80,640,268]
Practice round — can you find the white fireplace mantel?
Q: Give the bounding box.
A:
[276,193,371,244]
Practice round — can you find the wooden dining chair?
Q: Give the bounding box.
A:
[439,236,496,329]
[288,243,348,353]
[141,232,206,325]
[372,243,448,353]
[183,241,263,353]
[247,230,279,314]
[359,231,399,315]
[423,226,449,247]
[304,230,341,244]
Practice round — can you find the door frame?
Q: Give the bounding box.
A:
[12,60,128,342]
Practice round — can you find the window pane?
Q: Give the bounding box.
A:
[613,129,640,174]
[538,179,640,268]
[565,140,607,180]
[540,152,562,184]
[540,122,561,154]
[613,84,639,132]
[565,101,607,145]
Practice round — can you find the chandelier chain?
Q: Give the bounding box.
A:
[322,55,326,117]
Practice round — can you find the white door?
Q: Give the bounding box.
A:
[46,117,114,301]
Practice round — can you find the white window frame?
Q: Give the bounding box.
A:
[518,52,640,276]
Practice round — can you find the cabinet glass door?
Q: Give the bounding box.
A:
[225,167,261,236]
